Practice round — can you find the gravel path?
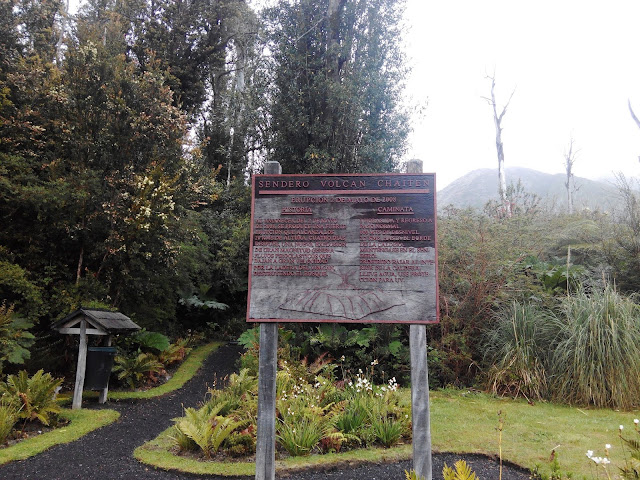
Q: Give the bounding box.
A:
[0,344,531,480]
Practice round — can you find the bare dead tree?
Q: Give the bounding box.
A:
[483,74,515,216]
[563,138,580,214]
[629,100,640,163]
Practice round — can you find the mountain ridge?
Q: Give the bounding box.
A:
[436,167,621,212]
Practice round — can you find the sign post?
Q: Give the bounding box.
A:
[255,161,281,480]
[407,160,433,480]
[249,165,437,479]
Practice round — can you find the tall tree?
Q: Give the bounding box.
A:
[263,0,410,174]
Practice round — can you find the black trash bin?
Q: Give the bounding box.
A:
[85,347,117,390]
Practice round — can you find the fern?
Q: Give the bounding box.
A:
[0,403,18,443]
[0,302,35,375]
[173,402,245,458]
[112,352,164,389]
[443,460,480,480]
[405,470,425,480]
[0,370,62,426]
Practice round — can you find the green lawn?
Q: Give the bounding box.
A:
[0,408,120,465]
[136,388,639,479]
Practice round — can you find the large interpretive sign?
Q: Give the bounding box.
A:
[247,174,438,324]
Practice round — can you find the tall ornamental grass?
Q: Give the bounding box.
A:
[552,285,640,409]
[483,301,562,401]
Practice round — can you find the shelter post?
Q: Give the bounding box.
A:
[72,319,88,410]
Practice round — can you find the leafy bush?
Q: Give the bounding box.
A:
[551,285,640,409]
[371,414,405,448]
[171,353,407,459]
[129,330,170,352]
[443,460,480,480]
[158,338,191,367]
[173,402,245,458]
[0,302,35,375]
[112,352,165,389]
[0,370,62,426]
[483,301,562,400]
[276,415,327,456]
[0,403,18,443]
[405,470,426,480]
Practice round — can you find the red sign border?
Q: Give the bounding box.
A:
[246,173,439,325]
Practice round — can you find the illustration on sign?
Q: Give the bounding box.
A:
[247,174,439,324]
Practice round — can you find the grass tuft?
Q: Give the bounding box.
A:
[552,286,640,409]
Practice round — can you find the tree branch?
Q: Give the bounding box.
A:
[629,99,640,130]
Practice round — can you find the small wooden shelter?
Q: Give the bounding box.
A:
[53,308,140,409]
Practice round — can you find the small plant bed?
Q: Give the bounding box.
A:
[0,408,119,465]
[0,369,120,464]
[137,381,640,479]
[57,342,222,404]
[136,355,411,475]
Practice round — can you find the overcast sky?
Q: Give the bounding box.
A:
[69,0,640,189]
[404,0,640,188]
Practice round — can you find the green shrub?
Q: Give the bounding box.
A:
[173,402,245,458]
[0,403,18,443]
[112,352,164,389]
[276,416,326,456]
[171,423,198,452]
[552,285,640,409]
[483,301,561,400]
[130,330,170,352]
[371,414,404,447]
[404,470,425,480]
[226,368,258,398]
[335,402,368,435]
[443,460,480,480]
[0,370,62,426]
[225,429,256,456]
[0,302,35,375]
[158,338,191,367]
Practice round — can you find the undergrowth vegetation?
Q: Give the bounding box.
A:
[483,284,640,409]
[0,370,63,444]
[170,346,410,460]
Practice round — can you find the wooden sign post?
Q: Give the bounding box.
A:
[249,162,437,480]
[407,159,433,480]
[254,161,281,480]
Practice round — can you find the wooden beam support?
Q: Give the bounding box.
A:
[57,327,108,336]
[72,319,88,410]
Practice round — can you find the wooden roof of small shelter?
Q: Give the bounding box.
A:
[53,308,141,335]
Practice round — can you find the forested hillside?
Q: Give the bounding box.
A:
[0,0,410,372]
[3,0,640,409]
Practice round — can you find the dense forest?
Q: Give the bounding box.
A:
[2,0,640,409]
[0,0,409,371]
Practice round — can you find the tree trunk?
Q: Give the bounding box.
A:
[564,138,577,215]
[485,75,514,216]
